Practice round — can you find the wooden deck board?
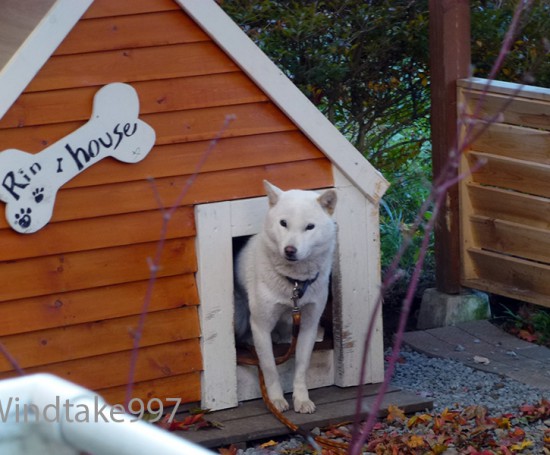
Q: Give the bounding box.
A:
[178,384,433,448]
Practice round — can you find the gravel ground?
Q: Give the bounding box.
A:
[390,348,546,415]
[235,348,549,454]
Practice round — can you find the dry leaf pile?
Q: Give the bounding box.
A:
[361,401,550,454]
[156,408,223,432]
[217,399,550,455]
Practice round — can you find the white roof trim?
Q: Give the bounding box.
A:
[0,0,93,120]
[458,77,550,102]
[0,0,388,201]
[176,0,389,202]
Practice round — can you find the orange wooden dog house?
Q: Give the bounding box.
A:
[0,0,388,411]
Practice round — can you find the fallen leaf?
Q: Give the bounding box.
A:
[407,413,432,428]
[510,439,533,451]
[494,416,511,429]
[321,449,340,455]
[218,444,238,455]
[259,440,278,448]
[324,426,352,439]
[157,410,223,432]
[384,354,407,363]
[508,427,526,440]
[473,355,491,365]
[372,422,385,431]
[518,329,538,343]
[407,434,425,448]
[386,404,406,423]
[441,407,464,423]
[430,443,449,455]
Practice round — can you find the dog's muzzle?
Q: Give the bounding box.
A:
[284,245,298,261]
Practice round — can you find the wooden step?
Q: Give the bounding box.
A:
[177,384,433,449]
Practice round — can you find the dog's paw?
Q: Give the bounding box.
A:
[271,397,290,413]
[294,398,316,414]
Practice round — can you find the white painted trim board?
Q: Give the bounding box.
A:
[196,173,384,410]
[0,0,93,120]
[176,0,389,203]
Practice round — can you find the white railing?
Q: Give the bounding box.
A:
[0,373,213,454]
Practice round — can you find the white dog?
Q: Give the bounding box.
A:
[234,180,337,413]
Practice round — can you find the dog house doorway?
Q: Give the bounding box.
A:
[195,179,384,411]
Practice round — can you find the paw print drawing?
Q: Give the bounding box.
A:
[33,187,45,203]
[14,208,32,229]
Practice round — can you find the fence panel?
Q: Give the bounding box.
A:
[459,78,550,308]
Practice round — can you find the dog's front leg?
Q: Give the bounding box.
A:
[293,302,324,413]
[250,314,289,412]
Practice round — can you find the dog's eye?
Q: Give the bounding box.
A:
[305,223,315,231]
[280,220,287,228]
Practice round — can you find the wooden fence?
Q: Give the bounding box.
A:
[459,77,550,308]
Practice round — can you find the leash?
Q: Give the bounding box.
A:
[236,278,349,454]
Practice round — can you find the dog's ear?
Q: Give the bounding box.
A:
[318,189,337,215]
[263,180,282,207]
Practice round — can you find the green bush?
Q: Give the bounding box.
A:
[471,1,550,86]
[218,0,549,279]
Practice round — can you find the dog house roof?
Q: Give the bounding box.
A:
[0,0,388,202]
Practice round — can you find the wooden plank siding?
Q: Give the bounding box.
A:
[0,275,198,336]
[0,340,203,390]
[0,307,200,372]
[469,215,550,264]
[82,0,181,20]
[0,238,195,302]
[461,88,550,132]
[467,183,550,230]
[0,0,333,407]
[467,151,550,199]
[459,79,550,308]
[469,123,550,164]
[0,73,268,128]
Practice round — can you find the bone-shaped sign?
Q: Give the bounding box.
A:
[0,83,156,234]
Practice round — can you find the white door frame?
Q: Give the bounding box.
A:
[195,171,384,411]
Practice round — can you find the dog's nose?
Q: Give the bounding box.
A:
[284,245,297,260]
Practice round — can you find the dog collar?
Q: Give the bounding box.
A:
[285,273,319,300]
